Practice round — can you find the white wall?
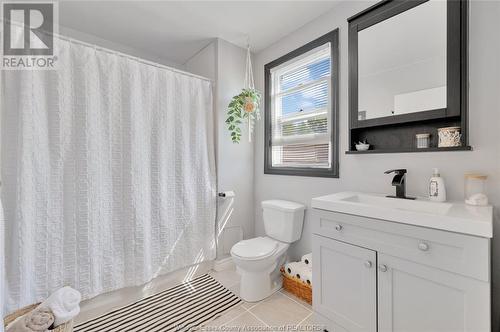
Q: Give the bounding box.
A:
[253,0,500,328]
[186,39,255,259]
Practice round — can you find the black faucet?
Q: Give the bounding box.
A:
[384,169,415,200]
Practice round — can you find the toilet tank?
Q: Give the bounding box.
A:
[262,200,305,243]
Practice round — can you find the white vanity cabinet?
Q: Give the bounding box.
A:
[312,208,491,332]
[313,235,377,332]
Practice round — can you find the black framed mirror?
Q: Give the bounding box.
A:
[347,0,469,153]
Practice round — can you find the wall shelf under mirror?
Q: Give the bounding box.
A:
[347,0,469,154]
[346,146,472,155]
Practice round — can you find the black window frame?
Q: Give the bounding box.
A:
[264,29,339,178]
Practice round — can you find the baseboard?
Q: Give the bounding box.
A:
[213,257,235,272]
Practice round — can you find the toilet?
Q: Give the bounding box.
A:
[230,200,305,302]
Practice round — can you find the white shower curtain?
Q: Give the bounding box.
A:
[1,33,216,313]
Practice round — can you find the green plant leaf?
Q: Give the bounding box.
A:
[225,87,262,143]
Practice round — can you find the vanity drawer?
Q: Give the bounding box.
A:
[312,209,490,281]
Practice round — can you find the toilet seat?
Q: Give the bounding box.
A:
[231,237,278,260]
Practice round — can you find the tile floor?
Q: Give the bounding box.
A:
[205,267,325,331]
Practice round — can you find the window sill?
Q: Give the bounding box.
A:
[264,167,339,178]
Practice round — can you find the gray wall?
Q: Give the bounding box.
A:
[253,0,500,328]
[185,41,217,81]
[215,39,255,250]
[186,39,255,259]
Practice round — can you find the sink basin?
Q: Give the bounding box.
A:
[341,193,452,215]
[312,192,493,238]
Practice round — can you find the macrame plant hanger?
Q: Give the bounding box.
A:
[244,41,255,142]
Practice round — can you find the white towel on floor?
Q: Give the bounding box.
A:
[39,286,81,327]
[301,253,312,267]
[6,306,55,332]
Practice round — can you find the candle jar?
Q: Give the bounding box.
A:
[464,174,488,206]
[416,133,430,149]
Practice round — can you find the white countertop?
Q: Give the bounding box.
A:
[312,192,493,238]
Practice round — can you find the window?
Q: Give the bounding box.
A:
[264,29,339,177]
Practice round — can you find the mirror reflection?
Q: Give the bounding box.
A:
[358,0,447,120]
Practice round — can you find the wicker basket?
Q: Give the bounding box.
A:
[4,303,73,332]
[280,267,312,305]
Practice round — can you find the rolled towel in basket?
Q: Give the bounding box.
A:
[299,267,312,286]
[301,253,312,267]
[39,286,81,327]
[284,262,302,278]
[6,306,54,332]
[293,262,311,283]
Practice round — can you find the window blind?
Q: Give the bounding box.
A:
[270,43,332,168]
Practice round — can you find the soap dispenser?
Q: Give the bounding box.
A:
[429,168,446,202]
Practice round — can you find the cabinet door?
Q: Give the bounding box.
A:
[313,235,377,332]
[377,253,490,332]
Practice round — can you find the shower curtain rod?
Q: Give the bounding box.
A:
[57,34,214,83]
[2,19,213,83]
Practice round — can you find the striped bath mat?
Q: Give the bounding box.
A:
[74,274,241,332]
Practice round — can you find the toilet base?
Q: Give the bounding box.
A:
[237,267,283,302]
[235,253,287,302]
[230,237,290,302]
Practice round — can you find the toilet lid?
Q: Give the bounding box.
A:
[231,237,279,260]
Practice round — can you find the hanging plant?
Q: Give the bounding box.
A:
[225,42,261,143]
[226,88,261,143]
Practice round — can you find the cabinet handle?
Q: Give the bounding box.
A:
[335,224,343,232]
[418,242,430,251]
[364,260,372,268]
[378,264,388,272]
